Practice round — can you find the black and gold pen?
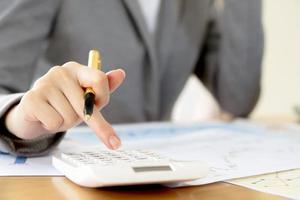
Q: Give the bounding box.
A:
[84,50,101,120]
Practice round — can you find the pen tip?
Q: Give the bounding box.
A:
[85,114,91,121]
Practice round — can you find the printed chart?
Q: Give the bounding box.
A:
[229,169,300,199]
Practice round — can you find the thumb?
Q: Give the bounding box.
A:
[106,69,126,93]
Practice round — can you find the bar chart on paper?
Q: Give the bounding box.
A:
[0,151,27,164]
[0,150,61,176]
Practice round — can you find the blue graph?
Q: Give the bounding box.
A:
[0,151,27,164]
[14,156,27,164]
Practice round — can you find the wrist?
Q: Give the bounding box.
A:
[4,105,49,140]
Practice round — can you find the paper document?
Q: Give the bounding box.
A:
[0,121,300,192]
[0,138,82,176]
[0,150,61,176]
[59,121,300,188]
[228,169,300,199]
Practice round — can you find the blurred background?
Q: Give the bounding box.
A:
[172,0,300,123]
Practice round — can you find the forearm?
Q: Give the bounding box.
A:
[195,0,264,117]
[0,0,67,156]
[216,0,264,117]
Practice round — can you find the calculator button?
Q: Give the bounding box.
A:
[61,150,168,167]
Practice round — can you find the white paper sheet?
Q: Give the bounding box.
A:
[0,151,60,176]
[228,169,300,200]
[226,124,300,199]
[1,121,300,192]
[0,138,80,176]
[111,122,300,187]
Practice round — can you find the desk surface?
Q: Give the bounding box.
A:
[0,177,287,200]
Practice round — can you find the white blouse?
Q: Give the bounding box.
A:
[137,0,161,34]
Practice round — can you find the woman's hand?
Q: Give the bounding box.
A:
[5,61,125,150]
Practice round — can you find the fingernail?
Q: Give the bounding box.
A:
[109,135,121,149]
[117,69,126,77]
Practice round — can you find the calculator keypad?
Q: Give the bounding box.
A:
[61,150,167,166]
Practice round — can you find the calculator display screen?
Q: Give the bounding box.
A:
[132,166,172,173]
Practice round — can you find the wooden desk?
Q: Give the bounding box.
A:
[0,177,287,200]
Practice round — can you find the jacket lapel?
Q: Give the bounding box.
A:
[155,0,181,72]
[121,0,182,120]
[121,0,182,69]
[121,0,154,59]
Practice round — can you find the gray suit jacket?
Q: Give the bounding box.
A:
[0,0,263,156]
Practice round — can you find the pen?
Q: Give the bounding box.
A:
[84,50,101,120]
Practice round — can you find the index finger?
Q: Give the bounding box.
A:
[84,106,121,150]
[55,64,121,149]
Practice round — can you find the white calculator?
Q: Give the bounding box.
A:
[52,149,208,187]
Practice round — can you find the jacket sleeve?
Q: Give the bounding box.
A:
[195,0,264,117]
[0,0,65,156]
